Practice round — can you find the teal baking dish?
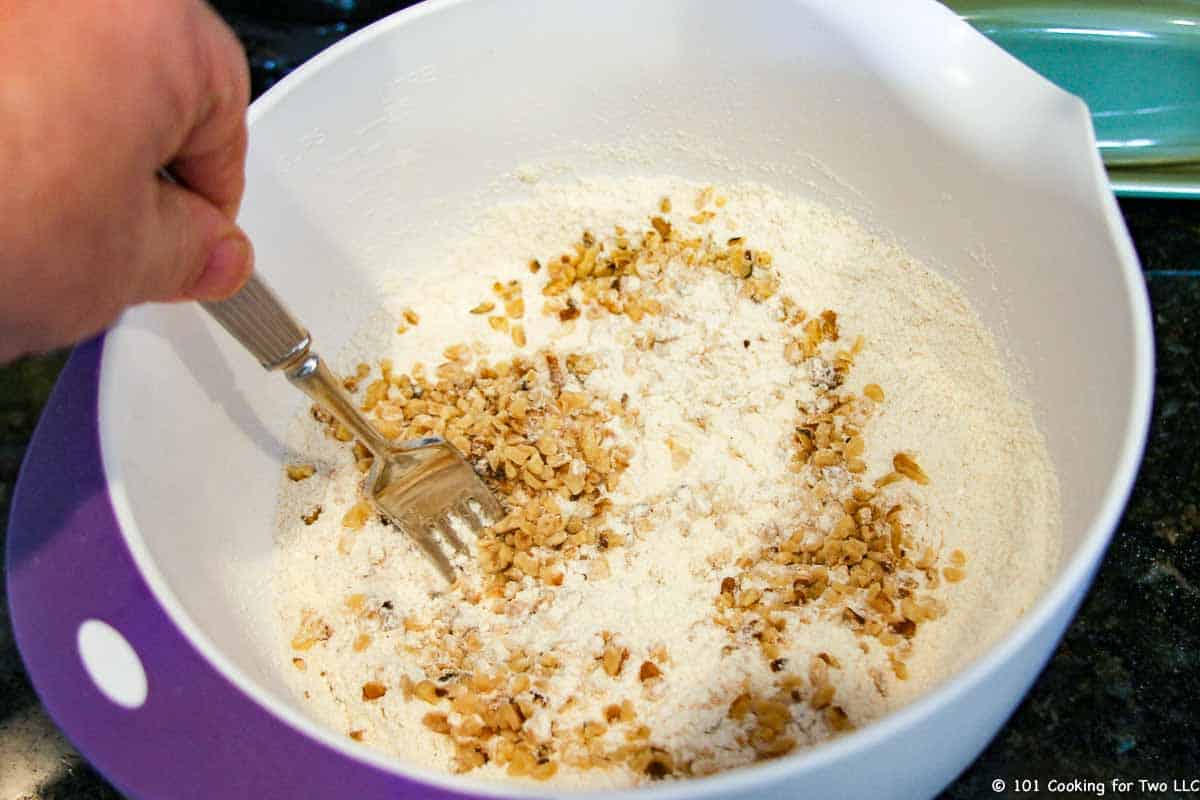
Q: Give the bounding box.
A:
[949,0,1200,197]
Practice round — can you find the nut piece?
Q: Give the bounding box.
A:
[290,610,330,651]
[736,588,762,608]
[650,216,672,240]
[361,681,387,701]
[638,661,662,681]
[875,471,903,488]
[342,500,372,530]
[892,453,930,485]
[728,692,752,721]
[601,644,628,677]
[413,680,441,704]
[825,706,853,731]
[810,684,835,709]
[863,383,885,403]
[286,464,316,481]
[728,246,754,278]
[422,712,450,733]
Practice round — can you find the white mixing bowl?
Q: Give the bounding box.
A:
[84,0,1152,797]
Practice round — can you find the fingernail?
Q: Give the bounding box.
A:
[190,235,252,300]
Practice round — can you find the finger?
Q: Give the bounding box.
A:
[172,114,248,221]
[137,177,254,303]
[170,1,251,220]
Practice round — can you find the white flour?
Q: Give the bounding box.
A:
[272,176,1060,788]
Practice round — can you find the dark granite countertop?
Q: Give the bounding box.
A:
[1,4,1197,798]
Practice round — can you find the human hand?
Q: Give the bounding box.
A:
[0,0,253,362]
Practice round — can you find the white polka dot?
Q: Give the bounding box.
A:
[77,619,147,709]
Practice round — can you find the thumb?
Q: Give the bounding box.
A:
[140,177,254,303]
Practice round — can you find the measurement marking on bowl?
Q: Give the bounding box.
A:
[356,116,387,137]
[76,619,148,709]
[392,64,437,84]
